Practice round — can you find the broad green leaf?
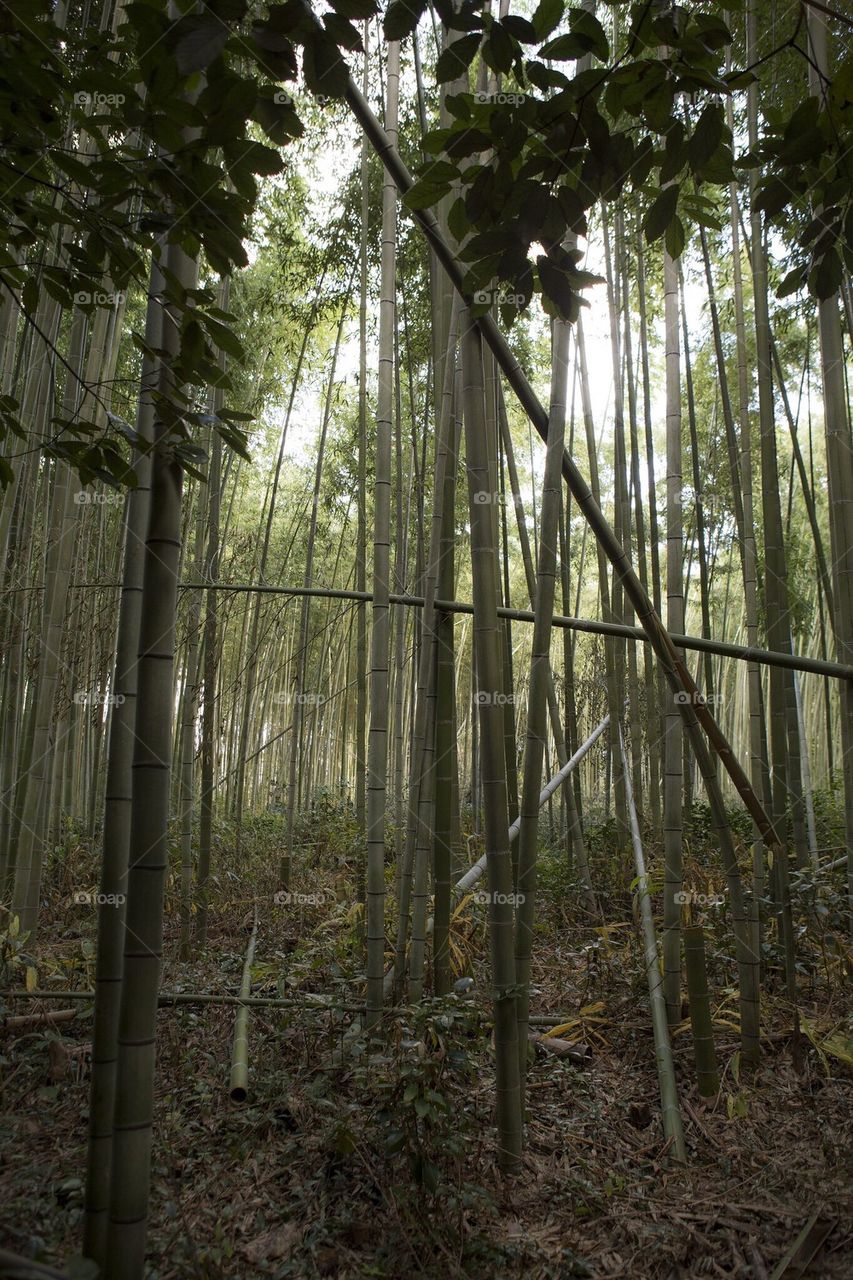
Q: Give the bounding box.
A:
[172,14,229,74]
[688,103,724,173]
[570,7,609,61]
[435,34,481,84]
[811,247,842,301]
[302,33,350,99]
[383,0,427,41]
[644,184,679,243]
[532,0,563,40]
[665,214,685,259]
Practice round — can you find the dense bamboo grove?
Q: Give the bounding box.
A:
[0,0,851,1276]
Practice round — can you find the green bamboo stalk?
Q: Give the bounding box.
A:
[618,720,686,1161]
[82,255,161,1269]
[461,315,522,1170]
[365,36,399,1025]
[105,238,199,1280]
[683,921,719,1098]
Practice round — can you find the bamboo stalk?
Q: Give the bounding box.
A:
[682,923,719,1097]
[617,720,686,1161]
[228,914,258,1104]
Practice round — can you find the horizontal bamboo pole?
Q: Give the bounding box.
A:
[3,1007,78,1031]
[0,989,575,1027]
[177,581,853,681]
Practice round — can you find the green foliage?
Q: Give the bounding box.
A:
[0,0,377,485]
[398,2,849,326]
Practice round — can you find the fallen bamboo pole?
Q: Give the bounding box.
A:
[2,1007,78,1031]
[0,988,579,1028]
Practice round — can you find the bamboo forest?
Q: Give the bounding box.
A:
[0,0,852,1276]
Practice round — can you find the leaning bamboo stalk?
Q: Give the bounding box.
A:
[457,720,610,893]
[382,714,610,999]
[275,24,782,859]
[229,914,258,1104]
[617,720,686,1161]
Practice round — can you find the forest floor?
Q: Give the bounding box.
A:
[1,809,851,1279]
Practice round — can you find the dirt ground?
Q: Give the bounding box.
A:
[2,865,851,1279]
